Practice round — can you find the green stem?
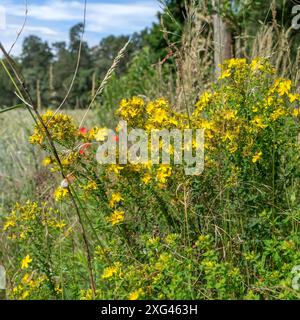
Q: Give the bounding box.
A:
[0,104,24,114]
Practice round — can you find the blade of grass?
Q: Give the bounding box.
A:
[0,104,24,114]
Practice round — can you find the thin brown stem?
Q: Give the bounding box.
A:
[0,42,96,296]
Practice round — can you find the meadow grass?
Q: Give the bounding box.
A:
[0,109,95,214]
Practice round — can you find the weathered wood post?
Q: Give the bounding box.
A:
[211,0,233,78]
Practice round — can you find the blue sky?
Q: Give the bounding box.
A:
[0,0,161,55]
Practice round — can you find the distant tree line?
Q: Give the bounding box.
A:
[0,0,298,109]
[0,0,186,109]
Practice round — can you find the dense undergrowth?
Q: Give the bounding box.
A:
[1,58,300,299]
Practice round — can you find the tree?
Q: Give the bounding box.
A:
[92,35,138,78]
[21,36,53,107]
[0,60,18,107]
[69,23,91,68]
[141,0,186,63]
[21,35,53,70]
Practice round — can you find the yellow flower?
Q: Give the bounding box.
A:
[118,97,144,119]
[55,286,63,295]
[83,181,98,191]
[219,69,231,79]
[198,92,212,105]
[251,116,267,129]
[102,264,120,279]
[42,157,52,166]
[201,120,215,130]
[21,291,30,300]
[20,231,26,240]
[222,109,237,120]
[54,186,69,201]
[21,273,31,284]
[202,260,215,268]
[3,219,16,231]
[61,152,77,166]
[151,108,168,123]
[107,165,124,175]
[266,96,273,106]
[29,111,76,145]
[194,92,213,116]
[168,116,179,126]
[129,291,139,300]
[88,127,99,139]
[107,210,125,225]
[13,285,22,295]
[21,255,32,269]
[270,108,286,121]
[146,98,168,114]
[222,131,234,142]
[252,151,262,163]
[292,108,300,117]
[156,165,172,184]
[80,289,94,300]
[143,160,153,170]
[288,93,299,103]
[227,58,246,69]
[142,173,152,185]
[95,128,108,141]
[109,193,124,208]
[250,58,262,71]
[129,289,144,300]
[29,133,43,145]
[275,79,291,96]
[55,221,66,229]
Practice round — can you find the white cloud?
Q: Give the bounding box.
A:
[0,0,160,55]
[0,5,6,30]
[4,0,159,24]
[85,3,159,33]
[0,23,65,56]
[9,24,59,36]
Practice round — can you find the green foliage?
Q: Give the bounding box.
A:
[141,0,186,62]
[1,1,300,301]
[97,47,174,125]
[2,58,298,300]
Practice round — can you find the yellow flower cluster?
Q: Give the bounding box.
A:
[3,201,67,240]
[192,58,300,169]
[21,255,32,269]
[106,210,125,225]
[108,192,123,208]
[83,181,98,191]
[12,273,46,300]
[117,97,186,129]
[102,262,121,279]
[29,110,76,146]
[29,58,300,208]
[114,63,297,188]
[54,186,69,201]
[156,165,172,184]
[128,288,144,300]
[118,96,145,121]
